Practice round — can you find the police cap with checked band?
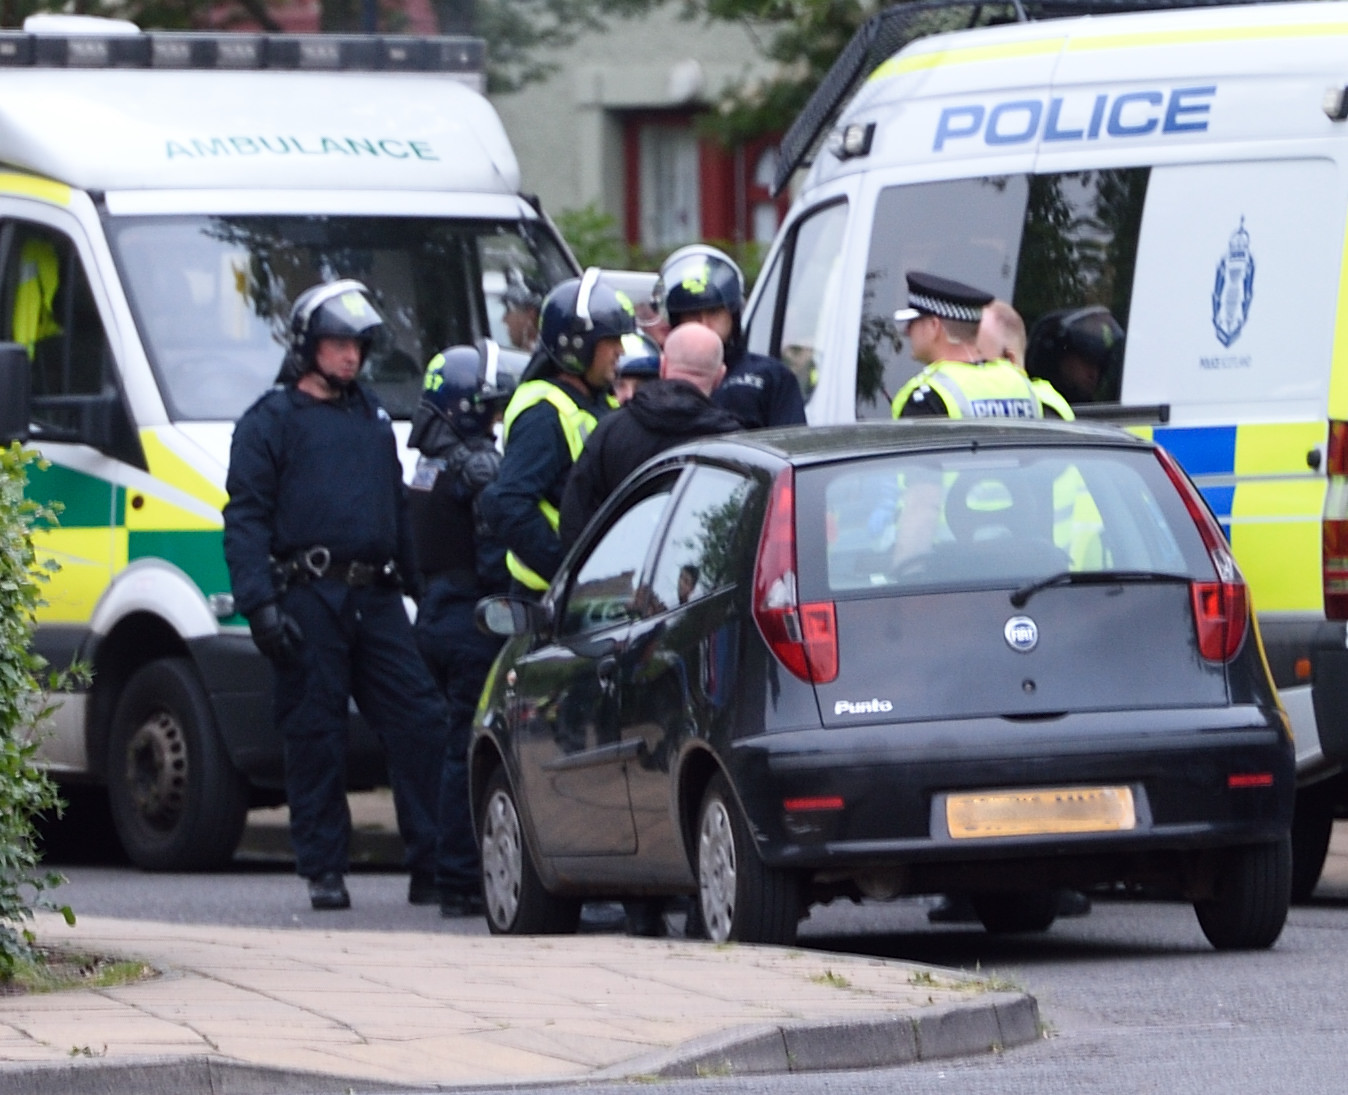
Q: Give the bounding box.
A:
[893,271,994,325]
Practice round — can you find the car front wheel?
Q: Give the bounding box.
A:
[478,768,580,935]
[696,773,800,945]
[1193,835,1292,951]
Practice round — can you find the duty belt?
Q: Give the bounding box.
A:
[275,546,401,589]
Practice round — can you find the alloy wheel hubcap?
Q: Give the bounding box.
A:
[481,789,523,929]
[698,797,736,943]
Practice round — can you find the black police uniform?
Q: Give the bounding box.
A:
[712,344,807,430]
[409,433,508,901]
[479,379,614,591]
[223,381,448,886]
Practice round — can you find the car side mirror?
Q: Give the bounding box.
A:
[477,594,551,638]
[0,343,31,444]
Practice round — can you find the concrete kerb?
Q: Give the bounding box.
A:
[0,993,1041,1095]
[591,991,1041,1081]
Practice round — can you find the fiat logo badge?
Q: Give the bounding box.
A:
[1004,616,1039,653]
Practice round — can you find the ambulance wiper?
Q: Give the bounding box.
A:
[1009,569,1190,608]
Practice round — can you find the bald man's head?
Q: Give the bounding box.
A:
[978,299,1027,367]
[660,322,726,396]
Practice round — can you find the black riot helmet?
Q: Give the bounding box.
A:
[1025,305,1125,403]
[288,279,386,367]
[656,244,746,323]
[538,267,638,376]
[418,339,516,442]
[616,331,662,380]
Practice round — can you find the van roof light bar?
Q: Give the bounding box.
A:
[774,0,1269,196]
[0,28,486,78]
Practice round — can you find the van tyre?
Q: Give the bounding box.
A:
[478,767,580,935]
[1193,835,1291,951]
[972,890,1058,934]
[696,773,800,945]
[1290,786,1335,903]
[106,658,249,871]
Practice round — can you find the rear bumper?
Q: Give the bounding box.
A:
[731,707,1294,882]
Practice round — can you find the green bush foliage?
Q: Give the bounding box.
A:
[0,443,73,976]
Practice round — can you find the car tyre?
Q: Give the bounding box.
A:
[1290,786,1334,903]
[1193,835,1291,951]
[478,767,580,935]
[106,658,249,871]
[971,890,1058,934]
[696,773,800,945]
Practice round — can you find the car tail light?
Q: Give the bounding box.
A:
[753,468,839,684]
[1156,447,1249,662]
[1323,421,1348,619]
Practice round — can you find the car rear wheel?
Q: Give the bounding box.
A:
[971,890,1058,934]
[696,773,800,945]
[478,768,580,935]
[1193,835,1291,951]
[106,658,249,871]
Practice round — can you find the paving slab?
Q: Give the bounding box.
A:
[0,911,1041,1094]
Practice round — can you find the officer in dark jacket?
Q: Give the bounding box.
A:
[408,340,515,918]
[223,279,448,912]
[479,268,635,596]
[656,244,806,429]
[559,322,740,548]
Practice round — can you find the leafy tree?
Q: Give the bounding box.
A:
[0,445,74,978]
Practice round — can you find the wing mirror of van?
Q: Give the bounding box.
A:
[0,343,30,444]
[31,386,123,450]
[477,594,552,638]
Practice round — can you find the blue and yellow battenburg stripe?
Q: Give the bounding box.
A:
[1128,421,1326,614]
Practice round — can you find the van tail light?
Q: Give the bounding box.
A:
[753,468,839,684]
[1156,447,1249,662]
[1322,421,1348,619]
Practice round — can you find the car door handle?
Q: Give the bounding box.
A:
[597,655,618,684]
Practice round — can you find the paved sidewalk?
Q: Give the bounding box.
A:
[0,912,1039,1094]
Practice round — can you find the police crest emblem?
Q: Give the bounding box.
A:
[1211,217,1254,348]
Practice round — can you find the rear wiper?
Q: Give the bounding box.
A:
[1009,570,1190,608]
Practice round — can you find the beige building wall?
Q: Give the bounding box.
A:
[490,8,778,224]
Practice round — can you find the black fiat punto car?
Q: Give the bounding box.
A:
[470,421,1294,950]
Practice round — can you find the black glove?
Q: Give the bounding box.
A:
[249,602,304,667]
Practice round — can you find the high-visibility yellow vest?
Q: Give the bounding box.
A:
[891,358,1042,419]
[13,238,61,360]
[500,379,611,590]
[1031,378,1074,421]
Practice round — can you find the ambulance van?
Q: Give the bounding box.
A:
[744,0,1348,897]
[0,17,576,869]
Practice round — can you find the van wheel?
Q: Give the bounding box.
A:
[696,773,800,945]
[972,890,1058,934]
[106,658,249,871]
[1193,836,1291,951]
[1290,787,1334,903]
[478,768,580,935]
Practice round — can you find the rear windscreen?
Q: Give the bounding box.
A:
[796,445,1213,600]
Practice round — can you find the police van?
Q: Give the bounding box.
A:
[743,0,1348,897]
[0,16,576,869]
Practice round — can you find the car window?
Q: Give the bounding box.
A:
[798,446,1206,598]
[561,488,674,637]
[746,199,848,406]
[648,465,755,613]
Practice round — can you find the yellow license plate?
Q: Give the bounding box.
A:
[945,785,1136,839]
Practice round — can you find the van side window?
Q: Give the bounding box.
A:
[2,226,110,404]
[746,199,848,407]
[855,169,1148,417]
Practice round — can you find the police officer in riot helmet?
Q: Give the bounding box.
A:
[1025,305,1125,405]
[656,244,806,429]
[224,279,450,913]
[479,268,633,598]
[612,330,662,405]
[408,339,516,918]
